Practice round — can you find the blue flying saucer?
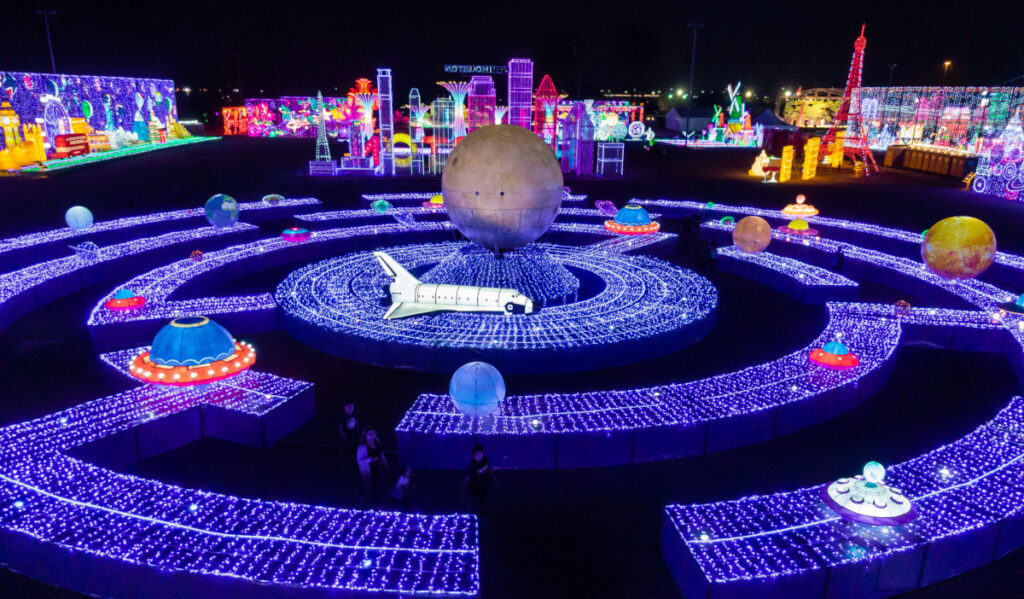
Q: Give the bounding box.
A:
[149,316,236,367]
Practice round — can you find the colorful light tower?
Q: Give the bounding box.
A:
[431,96,453,174]
[439,81,471,139]
[355,92,378,141]
[313,91,330,162]
[467,75,496,132]
[821,24,878,173]
[533,74,559,151]
[493,106,509,125]
[377,68,394,175]
[409,88,423,140]
[507,58,534,129]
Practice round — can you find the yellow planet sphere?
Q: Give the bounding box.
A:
[733,216,772,253]
[430,194,444,205]
[921,216,996,280]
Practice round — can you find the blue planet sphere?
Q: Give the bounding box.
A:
[204,194,239,229]
[65,205,94,231]
[449,361,505,417]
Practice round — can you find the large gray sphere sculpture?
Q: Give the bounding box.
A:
[442,125,564,252]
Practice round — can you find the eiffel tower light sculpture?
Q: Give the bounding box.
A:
[821,24,878,174]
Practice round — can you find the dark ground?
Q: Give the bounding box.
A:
[1,139,1024,598]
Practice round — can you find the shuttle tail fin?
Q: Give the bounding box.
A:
[374,251,419,284]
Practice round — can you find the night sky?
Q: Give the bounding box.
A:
[2,0,1021,104]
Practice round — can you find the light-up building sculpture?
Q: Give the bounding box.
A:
[533,74,559,151]
[430,97,454,174]
[560,101,595,175]
[377,68,394,175]
[409,88,425,140]
[467,76,496,132]
[494,105,509,125]
[439,81,471,140]
[507,58,534,129]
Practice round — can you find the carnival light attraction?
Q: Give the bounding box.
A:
[0,71,213,172]
[7,12,1024,599]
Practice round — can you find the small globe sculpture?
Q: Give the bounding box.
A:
[261,193,284,206]
[204,194,239,229]
[732,216,772,253]
[65,206,93,231]
[449,361,506,417]
[371,199,392,214]
[921,216,996,280]
[442,125,563,252]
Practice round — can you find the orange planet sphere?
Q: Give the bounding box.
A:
[921,216,996,280]
[732,216,772,253]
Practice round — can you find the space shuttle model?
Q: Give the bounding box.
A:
[374,251,534,319]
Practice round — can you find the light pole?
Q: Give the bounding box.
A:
[888,64,897,86]
[35,9,56,73]
[685,23,703,133]
[942,61,951,84]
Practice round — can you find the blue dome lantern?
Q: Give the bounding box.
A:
[614,205,652,226]
[149,316,236,367]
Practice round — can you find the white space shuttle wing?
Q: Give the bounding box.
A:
[374,251,418,284]
[383,302,438,319]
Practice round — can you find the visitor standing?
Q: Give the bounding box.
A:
[338,402,360,451]
[357,429,387,503]
[390,465,413,502]
[464,444,495,514]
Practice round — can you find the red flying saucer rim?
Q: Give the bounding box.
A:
[104,296,147,310]
[130,341,256,386]
[604,220,661,235]
[809,348,859,369]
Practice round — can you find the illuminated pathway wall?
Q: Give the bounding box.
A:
[7,195,1024,598]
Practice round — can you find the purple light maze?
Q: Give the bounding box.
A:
[585,232,678,255]
[663,395,1024,599]
[85,221,462,349]
[0,366,479,598]
[359,192,587,207]
[0,224,261,331]
[399,302,910,469]
[634,197,1024,289]
[714,246,858,304]
[701,220,1018,312]
[0,198,321,274]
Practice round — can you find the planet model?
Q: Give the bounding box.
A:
[605,204,661,235]
[261,193,284,206]
[921,216,996,280]
[732,216,772,253]
[449,361,506,417]
[371,199,392,214]
[820,461,917,526]
[204,194,239,229]
[130,316,255,386]
[441,124,563,252]
[65,205,94,231]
